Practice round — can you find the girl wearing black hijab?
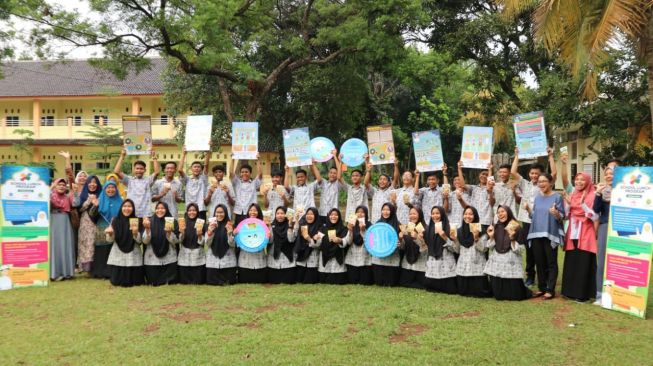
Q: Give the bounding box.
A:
[398,205,428,289]
[451,206,491,297]
[236,203,269,284]
[371,203,401,286]
[177,203,207,284]
[105,199,145,287]
[423,206,457,294]
[317,208,349,284]
[143,202,179,286]
[267,206,297,284]
[484,205,532,300]
[345,205,373,285]
[205,204,237,285]
[293,207,322,284]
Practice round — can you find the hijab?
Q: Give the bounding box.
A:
[458,206,480,248]
[602,167,613,202]
[79,175,102,222]
[182,203,204,249]
[50,178,72,212]
[570,172,596,218]
[352,205,372,247]
[98,181,122,225]
[494,205,517,254]
[294,207,322,262]
[403,206,426,265]
[271,207,293,262]
[111,199,139,253]
[320,208,349,265]
[425,206,450,259]
[106,173,127,199]
[210,204,231,258]
[378,203,400,233]
[150,202,176,258]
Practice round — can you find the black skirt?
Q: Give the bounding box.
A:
[296,266,319,284]
[424,276,458,294]
[91,244,112,279]
[319,271,348,285]
[110,265,145,287]
[346,265,374,285]
[399,268,426,289]
[562,248,597,302]
[206,267,237,286]
[145,263,178,286]
[372,264,400,287]
[178,265,206,285]
[238,267,268,284]
[489,276,532,301]
[268,267,297,284]
[457,275,492,297]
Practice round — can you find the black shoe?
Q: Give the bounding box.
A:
[524,278,534,287]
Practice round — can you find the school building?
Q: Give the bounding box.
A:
[0,58,281,181]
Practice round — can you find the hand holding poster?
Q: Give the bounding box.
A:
[283,128,312,167]
[460,126,493,169]
[232,122,258,159]
[513,111,548,159]
[367,125,395,165]
[340,138,367,167]
[184,115,213,151]
[412,130,444,172]
[602,167,653,318]
[122,116,152,156]
[310,137,336,163]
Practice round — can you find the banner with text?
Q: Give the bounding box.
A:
[283,127,312,168]
[185,115,213,151]
[367,125,396,165]
[513,111,548,159]
[122,115,152,156]
[460,126,493,169]
[232,122,259,159]
[412,130,444,172]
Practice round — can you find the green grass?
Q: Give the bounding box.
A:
[2,272,653,366]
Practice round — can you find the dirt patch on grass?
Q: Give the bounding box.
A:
[225,304,247,312]
[233,288,249,297]
[287,302,306,308]
[388,323,429,344]
[256,304,280,313]
[551,304,571,330]
[346,323,359,338]
[144,322,160,334]
[160,302,186,311]
[441,311,480,320]
[163,312,212,323]
[240,321,260,329]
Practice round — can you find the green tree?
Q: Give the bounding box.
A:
[79,123,123,176]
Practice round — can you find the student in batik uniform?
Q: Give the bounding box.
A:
[205,204,237,285]
[231,155,262,225]
[365,158,400,223]
[151,161,183,218]
[398,205,428,289]
[142,202,179,286]
[451,206,491,297]
[267,206,297,284]
[293,207,322,284]
[316,208,350,284]
[105,199,145,287]
[345,205,373,285]
[236,203,269,283]
[179,145,212,219]
[371,203,401,286]
[262,170,289,213]
[415,171,444,225]
[205,164,236,219]
[113,148,161,218]
[177,203,207,284]
[423,206,457,294]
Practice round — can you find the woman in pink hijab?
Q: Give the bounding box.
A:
[50,176,76,281]
[561,172,598,302]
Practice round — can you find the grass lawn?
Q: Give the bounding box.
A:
[2,272,653,365]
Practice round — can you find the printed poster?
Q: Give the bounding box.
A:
[460,126,493,169]
[367,125,395,165]
[412,130,444,172]
[513,111,548,159]
[0,166,51,290]
[122,115,152,156]
[232,122,258,159]
[282,127,312,168]
[185,115,213,151]
[602,167,653,318]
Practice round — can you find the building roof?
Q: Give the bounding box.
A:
[0,58,166,98]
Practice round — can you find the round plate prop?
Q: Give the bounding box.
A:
[340,138,368,167]
[235,218,270,253]
[310,137,336,163]
[364,222,399,258]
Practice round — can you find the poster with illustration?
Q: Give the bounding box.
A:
[412,130,444,172]
[367,125,395,165]
[184,115,213,151]
[513,111,548,159]
[0,165,51,290]
[460,126,493,169]
[122,115,152,156]
[602,167,653,318]
[232,122,259,159]
[283,127,312,167]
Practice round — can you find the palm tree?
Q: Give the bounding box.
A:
[499,0,653,141]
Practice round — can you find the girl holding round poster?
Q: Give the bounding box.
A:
[317,208,350,284]
[205,204,237,285]
[424,206,457,294]
[345,206,373,285]
[398,206,428,289]
[267,207,297,284]
[142,202,179,286]
[561,172,598,302]
[371,203,402,286]
[452,207,491,298]
[177,203,207,285]
[105,199,145,287]
[293,207,322,284]
[236,204,269,283]
[92,181,122,279]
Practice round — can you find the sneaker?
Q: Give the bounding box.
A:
[524,279,534,287]
[592,300,601,306]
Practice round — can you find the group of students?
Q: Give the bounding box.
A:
[48,144,615,303]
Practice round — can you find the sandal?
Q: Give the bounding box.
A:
[532,291,545,298]
[543,293,554,300]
